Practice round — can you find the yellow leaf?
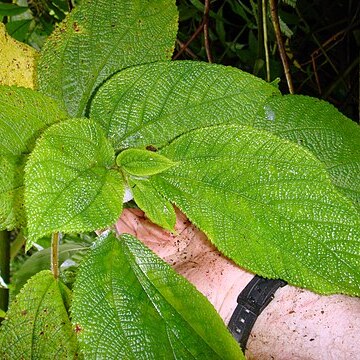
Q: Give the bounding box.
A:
[0,23,37,89]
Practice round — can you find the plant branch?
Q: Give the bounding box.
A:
[51,232,60,279]
[173,22,204,60]
[262,0,270,81]
[269,0,294,93]
[203,0,213,63]
[176,40,198,59]
[0,230,10,314]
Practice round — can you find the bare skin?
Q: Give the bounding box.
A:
[116,208,360,360]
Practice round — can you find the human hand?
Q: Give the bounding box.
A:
[116,208,360,360]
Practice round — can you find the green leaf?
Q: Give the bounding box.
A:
[0,86,67,230]
[37,0,178,117]
[117,148,176,176]
[0,86,67,156]
[129,177,176,231]
[25,118,124,247]
[71,232,244,359]
[0,270,79,359]
[254,95,360,211]
[13,243,89,294]
[5,19,33,43]
[151,125,360,296]
[0,155,26,230]
[0,3,28,16]
[90,61,280,150]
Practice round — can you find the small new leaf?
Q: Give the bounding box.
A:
[71,232,244,359]
[0,270,79,359]
[129,177,176,231]
[25,118,124,247]
[117,148,176,176]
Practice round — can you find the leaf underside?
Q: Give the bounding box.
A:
[25,118,124,247]
[151,125,360,296]
[71,232,244,359]
[0,270,79,359]
[37,0,178,117]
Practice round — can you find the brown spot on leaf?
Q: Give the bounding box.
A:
[73,22,80,32]
[146,145,157,152]
[74,324,82,333]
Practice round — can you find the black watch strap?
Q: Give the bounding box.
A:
[227,275,287,351]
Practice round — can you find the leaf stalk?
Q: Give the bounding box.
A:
[51,232,60,279]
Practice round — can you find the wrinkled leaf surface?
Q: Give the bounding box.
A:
[129,177,176,231]
[90,61,280,150]
[71,232,244,359]
[254,95,360,211]
[38,0,178,117]
[0,86,67,230]
[0,270,79,359]
[151,125,360,296]
[25,118,124,247]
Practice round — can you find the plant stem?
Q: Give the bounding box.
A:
[0,230,10,313]
[269,0,294,94]
[51,232,60,279]
[173,22,204,60]
[262,0,270,82]
[203,0,212,63]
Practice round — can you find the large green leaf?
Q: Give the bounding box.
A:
[0,270,79,359]
[37,0,178,117]
[254,95,360,211]
[90,60,359,213]
[71,232,244,359]
[90,61,280,150]
[150,125,360,296]
[25,118,124,247]
[0,86,67,230]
